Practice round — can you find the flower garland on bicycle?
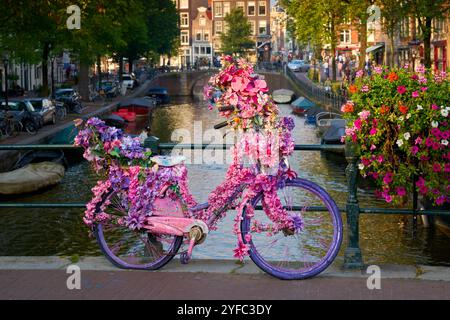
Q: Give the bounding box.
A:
[75,56,301,261]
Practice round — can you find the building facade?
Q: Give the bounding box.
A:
[211,0,271,62]
[170,0,214,68]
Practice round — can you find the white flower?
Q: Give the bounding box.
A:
[399,116,404,121]
[406,113,411,119]
[417,105,423,110]
[432,121,439,128]
[441,109,449,117]
[358,163,365,170]
[442,140,449,146]
[396,139,404,147]
[446,106,450,111]
[404,132,411,140]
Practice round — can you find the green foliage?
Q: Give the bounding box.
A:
[220,8,254,56]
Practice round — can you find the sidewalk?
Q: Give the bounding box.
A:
[0,257,449,299]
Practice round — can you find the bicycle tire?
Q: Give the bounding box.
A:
[93,188,183,270]
[241,178,343,280]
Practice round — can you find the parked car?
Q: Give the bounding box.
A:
[54,88,83,114]
[121,74,135,89]
[25,98,57,125]
[0,100,43,134]
[288,60,309,72]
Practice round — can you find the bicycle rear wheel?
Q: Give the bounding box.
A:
[241,178,343,280]
[93,188,183,270]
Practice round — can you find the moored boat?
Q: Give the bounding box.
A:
[13,149,67,170]
[118,98,156,117]
[321,119,346,154]
[146,87,170,105]
[0,162,65,195]
[305,106,326,125]
[291,97,315,115]
[103,114,127,128]
[316,112,343,134]
[272,89,295,104]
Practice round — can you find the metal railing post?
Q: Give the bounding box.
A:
[343,141,364,269]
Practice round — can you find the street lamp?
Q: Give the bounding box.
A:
[2,53,9,108]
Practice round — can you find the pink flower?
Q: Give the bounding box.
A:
[432,104,439,110]
[433,163,441,172]
[396,187,407,197]
[397,86,406,94]
[370,128,377,135]
[412,91,419,98]
[411,146,419,155]
[415,137,423,145]
[383,172,393,184]
[354,119,362,130]
[421,87,428,91]
[445,164,450,172]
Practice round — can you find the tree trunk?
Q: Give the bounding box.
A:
[78,63,90,102]
[423,17,432,68]
[128,56,133,74]
[42,43,50,95]
[389,32,396,67]
[118,56,123,81]
[330,19,337,82]
[97,55,102,87]
[358,20,367,70]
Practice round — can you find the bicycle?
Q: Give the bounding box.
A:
[78,58,343,280]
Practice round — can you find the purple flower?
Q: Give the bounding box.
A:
[396,187,407,197]
[290,214,304,233]
[411,146,419,155]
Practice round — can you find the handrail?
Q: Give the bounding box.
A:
[0,142,449,269]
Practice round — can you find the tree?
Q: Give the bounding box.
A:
[220,8,254,56]
[285,0,348,81]
[407,0,449,68]
[378,0,407,66]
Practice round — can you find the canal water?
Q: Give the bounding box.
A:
[1,96,450,266]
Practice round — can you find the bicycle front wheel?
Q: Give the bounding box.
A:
[93,188,183,270]
[241,178,343,280]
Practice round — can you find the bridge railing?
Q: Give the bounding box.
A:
[0,142,449,269]
[284,67,346,112]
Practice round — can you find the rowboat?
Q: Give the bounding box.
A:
[0,162,65,195]
[272,89,295,104]
[118,98,156,117]
[316,112,343,134]
[321,119,346,154]
[291,97,315,115]
[305,107,326,125]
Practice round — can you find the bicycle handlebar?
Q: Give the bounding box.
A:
[218,106,234,112]
[214,121,228,130]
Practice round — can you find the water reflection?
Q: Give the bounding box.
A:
[0,96,449,266]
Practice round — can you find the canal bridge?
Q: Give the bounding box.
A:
[149,70,304,100]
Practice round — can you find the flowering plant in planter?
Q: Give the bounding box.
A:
[342,66,450,206]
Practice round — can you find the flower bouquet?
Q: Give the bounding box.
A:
[341,66,450,206]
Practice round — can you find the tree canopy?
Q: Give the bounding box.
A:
[219,8,254,56]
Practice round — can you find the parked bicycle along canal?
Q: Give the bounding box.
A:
[1,95,450,267]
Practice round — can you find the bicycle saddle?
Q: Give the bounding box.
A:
[151,155,186,167]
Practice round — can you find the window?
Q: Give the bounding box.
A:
[204,32,210,41]
[236,1,244,12]
[223,2,230,16]
[180,0,188,9]
[248,1,255,16]
[258,1,266,16]
[215,21,223,34]
[201,47,206,54]
[196,32,202,41]
[340,30,351,43]
[181,30,189,45]
[206,47,212,54]
[258,20,267,35]
[194,46,199,54]
[214,2,223,17]
[180,13,189,27]
[249,20,256,35]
